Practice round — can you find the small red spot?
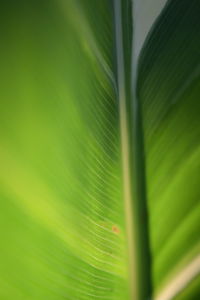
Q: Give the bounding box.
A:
[112,225,120,235]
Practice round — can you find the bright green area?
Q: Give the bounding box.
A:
[0,0,128,299]
[0,0,200,299]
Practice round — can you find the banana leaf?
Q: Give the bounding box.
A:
[0,0,199,300]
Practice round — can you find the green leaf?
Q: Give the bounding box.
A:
[0,0,200,300]
[137,0,200,298]
[0,1,129,299]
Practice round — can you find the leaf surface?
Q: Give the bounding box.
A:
[137,0,200,298]
[0,0,200,300]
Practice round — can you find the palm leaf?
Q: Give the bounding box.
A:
[0,0,199,300]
